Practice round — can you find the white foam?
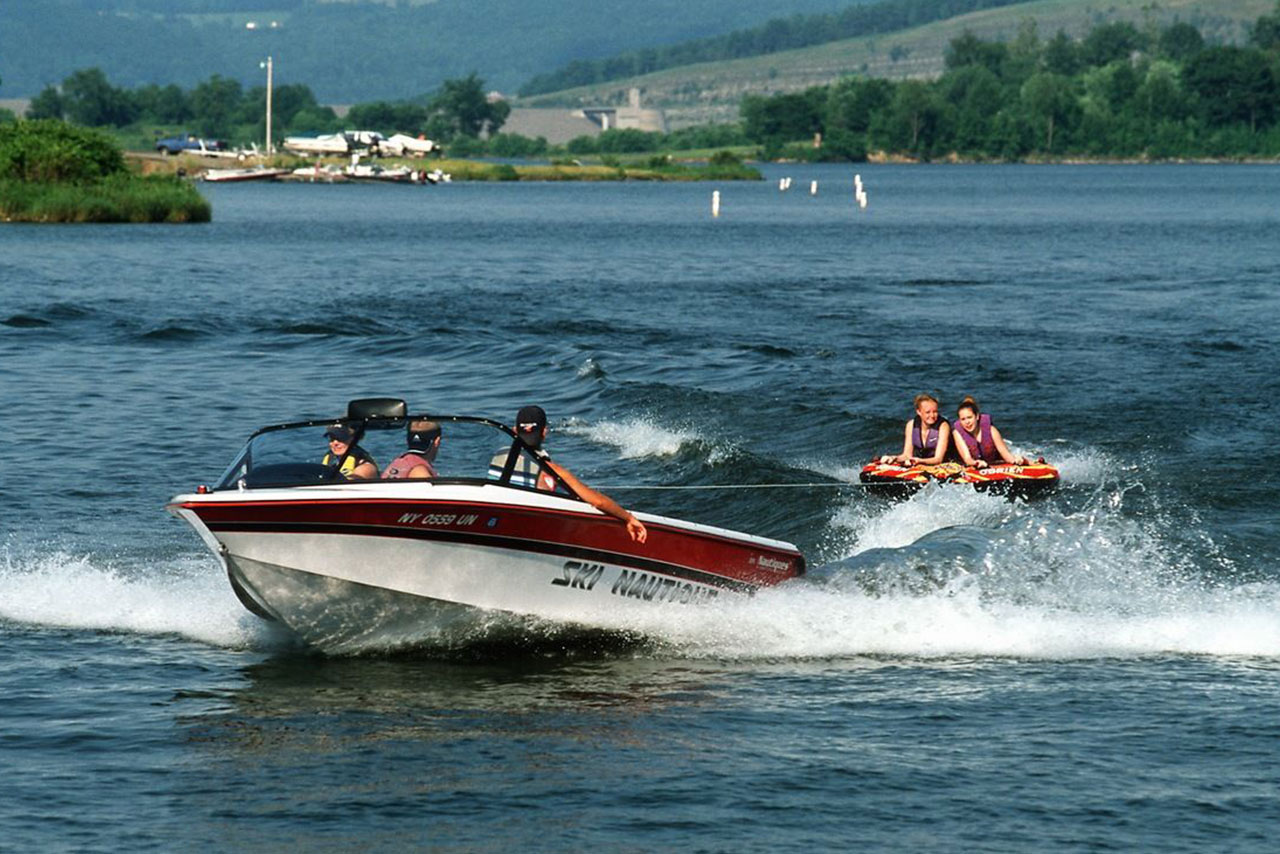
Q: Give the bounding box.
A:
[829,485,1008,554]
[576,357,605,379]
[603,570,1280,661]
[563,416,724,461]
[0,547,282,650]
[1038,445,1117,485]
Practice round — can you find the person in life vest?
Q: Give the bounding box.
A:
[322,424,378,480]
[382,419,441,479]
[951,396,1029,468]
[881,392,952,466]
[490,405,648,543]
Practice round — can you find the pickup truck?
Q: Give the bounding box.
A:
[155,133,230,156]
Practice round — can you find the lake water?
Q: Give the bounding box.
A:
[2,164,1279,851]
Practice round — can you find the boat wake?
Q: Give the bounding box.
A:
[0,545,286,651]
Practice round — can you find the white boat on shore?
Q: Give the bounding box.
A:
[166,399,805,653]
[202,166,290,183]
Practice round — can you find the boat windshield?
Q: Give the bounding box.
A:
[213,414,565,493]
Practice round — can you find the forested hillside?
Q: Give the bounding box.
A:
[523,0,1273,127]
[519,0,1026,95]
[0,0,861,101]
[738,12,1280,161]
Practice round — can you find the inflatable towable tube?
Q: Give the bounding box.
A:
[859,459,1060,500]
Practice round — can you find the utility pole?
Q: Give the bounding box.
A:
[261,56,274,155]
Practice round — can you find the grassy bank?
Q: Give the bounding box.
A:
[435,157,761,181]
[1,120,212,223]
[127,151,761,182]
[0,173,210,223]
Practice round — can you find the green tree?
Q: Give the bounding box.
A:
[1043,30,1081,76]
[1021,72,1075,151]
[741,88,824,144]
[26,86,65,121]
[62,68,137,127]
[1005,18,1042,85]
[287,105,342,134]
[346,100,429,134]
[427,74,509,140]
[1158,23,1204,62]
[189,75,244,138]
[1081,22,1145,68]
[825,76,892,135]
[884,80,941,153]
[945,30,1009,77]
[1251,1,1280,51]
[941,64,1003,151]
[135,84,190,124]
[240,83,327,128]
[1136,60,1189,124]
[1184,46,1279,132]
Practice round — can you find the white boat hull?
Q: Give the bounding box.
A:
[169,482,802,654]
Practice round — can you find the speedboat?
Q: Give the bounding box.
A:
[201,166,290,183]
[859,458,1060,500]
[167,399,806,653]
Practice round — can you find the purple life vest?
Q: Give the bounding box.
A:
[382,451,437,479]
[953,413,997,463]
[912,416,939,457]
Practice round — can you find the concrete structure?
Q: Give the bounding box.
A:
[500,88,667,144]
[500,108,602,144]
[579,88,667,134]
[0,99,30,117]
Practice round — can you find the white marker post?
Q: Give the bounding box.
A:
[712,190,721,218]
[810,180,818,195]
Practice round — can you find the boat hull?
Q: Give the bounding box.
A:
[168,483,804,653]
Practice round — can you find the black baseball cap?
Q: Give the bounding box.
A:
[516,405,546,437]
[325,425,356,443]
[407,420,441,448]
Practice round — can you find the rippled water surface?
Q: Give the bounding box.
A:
[3,164,1279,850]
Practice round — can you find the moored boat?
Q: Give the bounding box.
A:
[167,399,805,653]
[202,166,290,182]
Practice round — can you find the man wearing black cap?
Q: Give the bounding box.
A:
[382,419,442,479]
[492,405,648,543]
[322,424,378,480]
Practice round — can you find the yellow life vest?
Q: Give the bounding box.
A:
[322,448,374,477]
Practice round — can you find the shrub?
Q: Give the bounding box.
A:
[488,133,549,158]
[565,135,599,154]
[0,119,125,183]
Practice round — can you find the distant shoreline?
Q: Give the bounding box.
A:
[126,151,764,181]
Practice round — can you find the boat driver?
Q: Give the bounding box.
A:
[489,405,648,543]
[322,424,378,480]
[382,419,441,479]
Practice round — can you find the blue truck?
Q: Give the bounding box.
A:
[155,133,230,156]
